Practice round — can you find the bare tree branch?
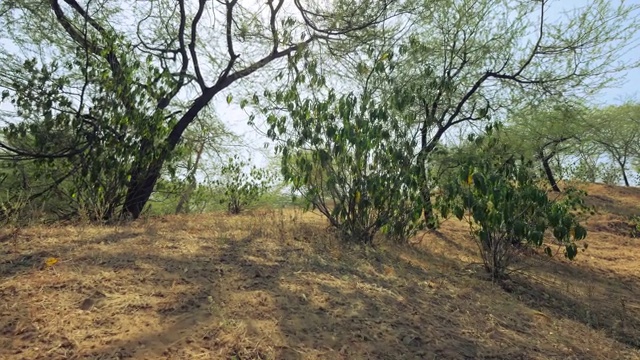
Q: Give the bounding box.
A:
[267,0,285,54]
[189,0,207,90]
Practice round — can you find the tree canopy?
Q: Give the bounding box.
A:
[0,0,403,219]
[0,0,639,227]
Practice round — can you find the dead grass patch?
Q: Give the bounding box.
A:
[1,184,640,359]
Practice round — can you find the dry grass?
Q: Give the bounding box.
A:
[1,184,640,359]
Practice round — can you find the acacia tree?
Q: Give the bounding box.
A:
[350,0,640,227]
[500,101,589,192]
[586,102,640,187]
[0,0,398,219]
[568,141,609,183]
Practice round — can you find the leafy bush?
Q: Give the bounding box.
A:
[269,90,425,245]
[439,131,588,280]
[215,156,274,214]
[629,215,640,238]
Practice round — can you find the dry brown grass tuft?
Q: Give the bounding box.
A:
[1,184,640,359]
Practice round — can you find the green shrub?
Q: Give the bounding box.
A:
[629,215,640,238]
[439,131,588,281]
[270,91,424,245]
[215,156,274,214]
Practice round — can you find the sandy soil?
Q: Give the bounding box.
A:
[1,183,639,359]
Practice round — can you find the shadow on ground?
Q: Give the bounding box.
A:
[509,254,640,349]
[1,209,639,359]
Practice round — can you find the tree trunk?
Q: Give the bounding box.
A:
[622,171,630,187]
[421,184,437,230]
[540,152,561,192]
[122,155,166,219]
[175,139,206,214]
[121,90,217,219]
[419,122,436,230]
[174,185,192,214]
[618,161,630,186]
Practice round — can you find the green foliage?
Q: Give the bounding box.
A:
[0,35,174,221]
[267,86,424,245]
[566,157,622,185]
[0,187,33,226]
[161,110,240,215]
[628,215,640,238]
[569,157,603,183]
[583,102,640,186]
[499,101,589,190]
[1,0,397,220]
[215,156,274,214]
[150,177,216,214]
[2,0,639,224]
[438,129,588,280]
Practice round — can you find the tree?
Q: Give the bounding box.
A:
[501,101,589,192]
[0,0,399,220]
[0,56,146,220]
[169,107,239,214]
[350,0,640,227]
[568,141,610,184]
[585,102,640,187]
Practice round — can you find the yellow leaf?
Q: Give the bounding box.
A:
[467,173,473,185]
[355,191,361,203]
[45,257,59,267]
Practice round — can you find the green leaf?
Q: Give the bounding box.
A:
[453,206,464,220]
[472,173,487,194]
[573,225,587,240]
[565,243,578,260]
[439,204,450,219]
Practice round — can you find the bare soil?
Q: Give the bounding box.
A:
[1,183,640,359]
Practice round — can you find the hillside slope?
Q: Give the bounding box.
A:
[1,183,639,359]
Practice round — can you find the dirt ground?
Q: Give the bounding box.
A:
[1,183,639,359]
